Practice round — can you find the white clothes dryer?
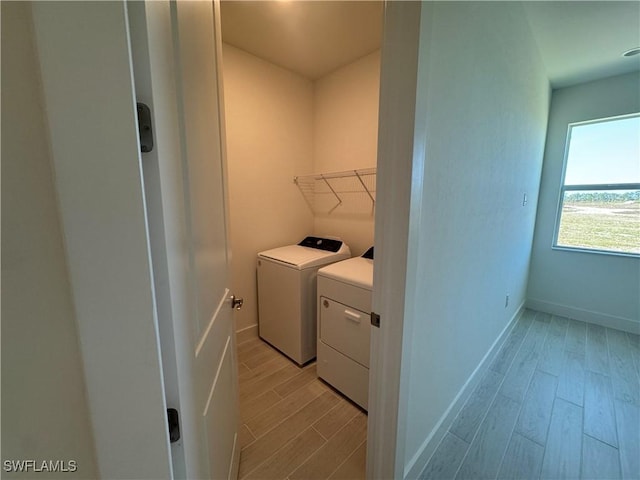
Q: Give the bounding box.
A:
[317,247,374,409]
[257,237,351,365]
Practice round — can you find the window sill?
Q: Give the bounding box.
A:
[552,245,640,259]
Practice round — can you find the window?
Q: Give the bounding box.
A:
[554,113,640,256]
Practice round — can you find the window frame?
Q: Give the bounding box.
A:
[552,112,640,258]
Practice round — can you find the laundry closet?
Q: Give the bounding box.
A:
[220,1,382,368]
[211,12,383,469]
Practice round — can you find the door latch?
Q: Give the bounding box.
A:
[231,295,244,310]
[136,102,154,153]
[370,311,380,328]
[167,408,180,443]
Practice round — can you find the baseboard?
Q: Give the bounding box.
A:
[235,324,259,344]
[404,303,526,480]
[526,298,639,334]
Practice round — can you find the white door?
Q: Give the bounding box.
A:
[128,1,240,478]
[171,1,240,478]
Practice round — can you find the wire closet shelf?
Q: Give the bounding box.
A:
[293,167,376,216]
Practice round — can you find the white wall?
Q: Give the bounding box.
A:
[222,44,315,332]
[31,2,173,477]
[1,3,98,477]
[313,51,381,256]
[528,72,640,333]
[399,2,550,475]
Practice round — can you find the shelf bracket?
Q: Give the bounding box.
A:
[321,174,343,214]
[354,169,375,213]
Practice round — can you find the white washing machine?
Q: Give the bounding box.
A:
[317,247,373,410]
[257,237,351,365]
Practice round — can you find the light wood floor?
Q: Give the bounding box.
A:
[421,310,640,480]
[236,336,367,480]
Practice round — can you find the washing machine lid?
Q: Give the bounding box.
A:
[318,256,373,290]
[258,237,351,269]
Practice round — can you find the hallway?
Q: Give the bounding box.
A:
[421,310,640,480]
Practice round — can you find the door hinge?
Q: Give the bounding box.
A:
[136,102,154,153]
[370,311,380,328]
[167,408,180,443]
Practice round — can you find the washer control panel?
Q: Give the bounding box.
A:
[298,236,343,252]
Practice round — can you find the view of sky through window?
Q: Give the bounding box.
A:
[564,115,640,185]
[556,114,640,255]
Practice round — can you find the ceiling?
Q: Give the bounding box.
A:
[523,1,640,88]
[220,1,383,80]
[220,1,640,87]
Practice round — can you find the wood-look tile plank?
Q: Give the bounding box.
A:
[240,354,291,383]
[238,362,252,377]
[243,427,326,480]
[489,333,525,376]
[273,364,318,398]
[581,434,621,480]
[614,399,640,480]
[238,338,264,358]
[289,413,368,480]
[239,363,300,402]
[514,370,557,445]
[246,381,326,439]
[489,310,535,375]
[455,394,520,480]
[586,323,610,375]
[520,309,538,322]
[564,319,587,354]
[241,389,282,423]
[450,369,503,442]
[584,370,618,448]
[540,398,582,480]
[556,349,586,407]
[537,315,568,376]
[607,328,640,405]
[420,433,469,480]
[244,344,287,369]
[552,315,569,329]
[313,398,362,440]
[238,335,261,346]
[239,391,340,478]
[240,340,276,362]
[236,326,259,345]
[328,440,367,480]
[535,312,552,324]
[240,424,256,449]
[496,432,543,480]
[499,318,549,403]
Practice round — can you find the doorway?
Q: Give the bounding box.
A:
[26,0,420,478]
[219,1,382,477]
